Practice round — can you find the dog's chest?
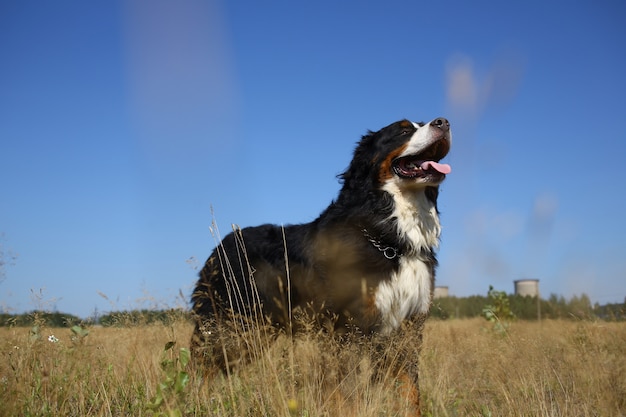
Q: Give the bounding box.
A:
[374,256,432,335]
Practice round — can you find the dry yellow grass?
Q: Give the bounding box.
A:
[420,319,626,416]
[1,318,624,416]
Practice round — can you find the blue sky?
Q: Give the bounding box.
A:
[1,0,625,318]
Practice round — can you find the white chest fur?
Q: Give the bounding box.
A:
[382,182,441,251]
[374,256,433,335]
[375,183,441,335]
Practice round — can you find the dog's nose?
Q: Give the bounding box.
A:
[431,117,450,132]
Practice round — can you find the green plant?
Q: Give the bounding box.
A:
[70,325,89,344]
[147,341,191,417]
[482,285,516,333]
[29,324,42,342]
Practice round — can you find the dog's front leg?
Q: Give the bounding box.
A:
[382,316,426,416]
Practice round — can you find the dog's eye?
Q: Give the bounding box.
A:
[401,129,412,136]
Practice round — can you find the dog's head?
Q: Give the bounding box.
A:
[341,118,452,194]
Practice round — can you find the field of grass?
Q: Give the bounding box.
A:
[1,317,624,416]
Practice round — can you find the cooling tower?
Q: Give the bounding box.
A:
[514,279,539,297]
[433,286,449,299]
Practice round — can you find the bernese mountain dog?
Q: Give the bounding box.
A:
[191,117,451,414]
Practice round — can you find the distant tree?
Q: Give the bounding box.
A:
[543,293,567,319]
[510,294,540,320]
[98,308,190,326]
[569,294,593,318]
[594,301,625,320]
[89,306,100,324]
[0,311,82,327]
[431,295,491,319]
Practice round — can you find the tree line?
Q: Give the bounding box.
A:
[0,294,624,327]
[0,308,191,328]
[431,293,625,321]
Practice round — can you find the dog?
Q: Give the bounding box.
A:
[191,117,451,415]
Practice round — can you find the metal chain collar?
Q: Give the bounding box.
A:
[361,229,402,260]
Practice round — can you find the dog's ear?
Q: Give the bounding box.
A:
[338,131,377,188]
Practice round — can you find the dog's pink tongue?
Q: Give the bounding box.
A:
[421,161,451,174]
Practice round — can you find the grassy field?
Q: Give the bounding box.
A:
[1,317,624,416]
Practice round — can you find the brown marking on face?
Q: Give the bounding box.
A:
[399,120,414,129]
[378,143,408,183]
